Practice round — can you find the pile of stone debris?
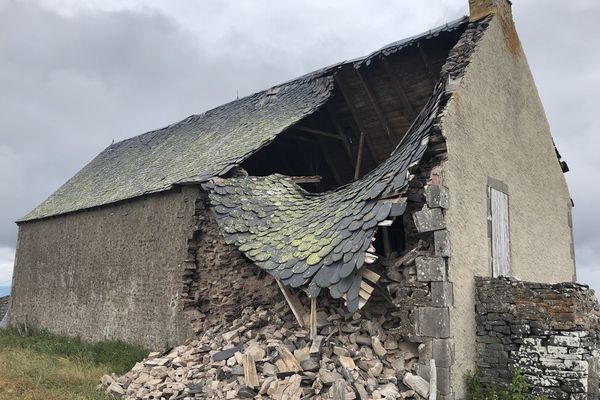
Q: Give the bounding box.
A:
[102,299,432,400]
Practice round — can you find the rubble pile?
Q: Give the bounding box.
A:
[102,298,432,400]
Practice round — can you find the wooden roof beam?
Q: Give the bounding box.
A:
[293,125,344,140]
[325,104,356,169]
[354,68,397,146]
[334,74,382,165]
[417,43,437,88]
[381,58,418,121]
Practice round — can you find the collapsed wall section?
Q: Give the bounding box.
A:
[181,192,282,334]
[475,277,600,399]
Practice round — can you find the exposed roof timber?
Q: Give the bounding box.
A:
[334,74,382,164]
[381,58,418,121]
[354,131,366,180]
[293,125,344,140]
[354,69,397,146]
[318,142,344,186]
[417,43,437,87]
[325,104,356,168]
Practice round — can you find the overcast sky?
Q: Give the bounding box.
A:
[0,0,598,291]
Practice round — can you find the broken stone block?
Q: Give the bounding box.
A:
[413,208,446,233]
[319,368,343,385]
[425,185,449,209]
[338,355,356,370]
[371,337,387,358]
[403,373,429,398]
[416,257,446,282]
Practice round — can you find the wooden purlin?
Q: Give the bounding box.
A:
[334,74,382,164]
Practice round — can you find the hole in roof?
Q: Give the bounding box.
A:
[241,23,466,193]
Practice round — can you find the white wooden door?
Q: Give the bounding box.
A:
[489,186,511,277]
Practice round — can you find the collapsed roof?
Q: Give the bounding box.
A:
[19,14,490,310]
[20,17,469,222]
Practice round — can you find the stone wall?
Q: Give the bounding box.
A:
[0,296,9,321]
[181,192,282,334]
[371,129,455,399]
[475,277,600,399]
[9,185,280,349]
[10,187,200,349]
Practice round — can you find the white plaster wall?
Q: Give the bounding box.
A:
[441,14,575,397]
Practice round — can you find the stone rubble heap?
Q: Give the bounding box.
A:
[102,299,432,399]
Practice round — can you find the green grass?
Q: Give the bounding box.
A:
[0,328,148,400]
[466,369,548,400]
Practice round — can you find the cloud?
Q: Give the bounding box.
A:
[0,247,15,286]
[0,0,598,293]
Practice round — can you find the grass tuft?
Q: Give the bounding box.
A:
[0,328,148,400]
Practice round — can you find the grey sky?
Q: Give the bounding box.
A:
[0,0,598,290]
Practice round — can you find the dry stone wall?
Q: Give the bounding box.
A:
[0,296,9,321]
[182,192,282,334]
[475,277,600,399]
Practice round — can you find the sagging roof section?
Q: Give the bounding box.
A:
[205,17,490,311]
[205,79,446,312]
[20,17,469,222]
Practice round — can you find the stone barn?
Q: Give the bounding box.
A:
[6,0,594,398]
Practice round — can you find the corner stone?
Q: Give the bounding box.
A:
[413,208,446,233]
[416,307,450,338]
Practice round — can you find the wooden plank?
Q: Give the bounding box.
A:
[489,187,511,277]
[276,280,306,328]
[277,346,303,372]
[243,354,260,388]
[355,68,397,145]
[310,335,323,355]
[365,253,378,264]
[289,175,322,184]
[360,280,374,294]
[429,358,437,400]
[354,131,365,180]
[309,297,317,341]
[361,268,381,284]
[381,58,418,121]
[334,74,381,164]
[294,125,344,140]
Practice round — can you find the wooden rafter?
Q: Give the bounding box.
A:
[276,280,306,328]
[294,125,344,141]
[334,74,382,164]
[355,69,397,146]
[354,131,365,180]
[417,43,437,87]
[325,104,356,168]
[318,142,344,186]
[381,58,418,121]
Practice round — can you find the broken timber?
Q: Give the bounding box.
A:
[276,280,306,328]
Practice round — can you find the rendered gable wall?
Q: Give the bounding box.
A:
[440,10,576,397]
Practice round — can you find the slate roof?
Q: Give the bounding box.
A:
[205,78,447,312]
[204,16,490,311]
[20,17,468,222]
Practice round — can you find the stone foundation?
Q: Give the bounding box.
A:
[475,277,600,399]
